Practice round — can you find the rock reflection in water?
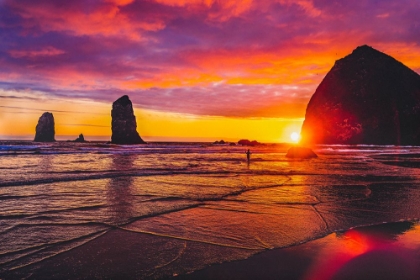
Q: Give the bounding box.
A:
[106,154,136,225]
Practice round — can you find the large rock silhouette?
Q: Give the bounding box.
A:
[286,146,317,159]
[34,112,55,142]
[111,95,145,144]
[301,45,420,145]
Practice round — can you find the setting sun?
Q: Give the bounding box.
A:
[290,132,300,143]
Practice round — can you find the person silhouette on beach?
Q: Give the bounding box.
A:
[246,149,251,163]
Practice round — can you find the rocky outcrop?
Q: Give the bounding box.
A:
[34,112,55,142]
[301,45,420,145]
[74,134,85,142]
[238,139,261,146]
[111,95,145,144]
[213,140,226,145]
[286,146,317,159]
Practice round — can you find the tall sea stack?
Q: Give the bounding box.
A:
[111,95,145,144]
[34,112,55,142]
[301,45,420,145]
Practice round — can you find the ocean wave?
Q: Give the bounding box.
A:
[1,141,420,279]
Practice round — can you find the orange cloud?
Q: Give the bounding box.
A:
[154,0,213,6]
[105,0,135,5]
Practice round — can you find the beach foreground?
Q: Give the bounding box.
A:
[179,221,420,280]
[1,142,420,279]
[2,221,419,279]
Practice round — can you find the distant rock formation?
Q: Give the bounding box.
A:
[286,146,317,159]
[238,139,261,146]
[213,140,226,145]
[111,95,145,144]
[301,45,420,145]
[213,140,236,146]
[74,134,85,142]
[34,112,55,142]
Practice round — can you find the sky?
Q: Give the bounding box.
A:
[1,0,420,142]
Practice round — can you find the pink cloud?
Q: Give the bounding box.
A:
[9,47,65,58]
[1,0,420,119]
[5,0,165,40]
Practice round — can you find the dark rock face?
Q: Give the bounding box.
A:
[301,45,420,145]
[111,95,145,144]
[34,112,55,142]
[213,140,226,145]
[238,139,261,146]
[74,134,85,142]
[286,146,317,159]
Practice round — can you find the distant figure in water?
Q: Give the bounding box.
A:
[246,149,251,162]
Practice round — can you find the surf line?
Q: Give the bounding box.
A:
[116,226,267,251]
[4,230,109,271]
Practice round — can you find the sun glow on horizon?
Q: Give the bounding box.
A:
[0,94,304,143]
[290,132,300,143]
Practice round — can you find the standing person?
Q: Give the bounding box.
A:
[246,149,251,163]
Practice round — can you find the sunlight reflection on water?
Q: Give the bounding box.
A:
[0,142,420,278]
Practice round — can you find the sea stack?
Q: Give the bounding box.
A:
[301,45,420,145]
[111,95,145,144]
[74,134,85,142]
[34,112,55,142]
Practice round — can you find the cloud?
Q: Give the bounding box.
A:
[117,83,311,118]
[105,0,135,5]
[61,123,110,128]
[1,0,420,120]
[3,0,165,40]
[0,105,108,115]
[9,47,65,58]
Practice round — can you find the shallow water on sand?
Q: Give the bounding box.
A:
[0,141,420,278]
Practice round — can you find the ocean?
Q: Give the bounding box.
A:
[1,141,420,279]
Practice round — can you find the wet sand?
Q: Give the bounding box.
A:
[2,144,420,279]
[177,221,420,280]
[2,221,419,280]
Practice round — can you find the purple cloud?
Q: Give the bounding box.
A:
[0,0,419,119]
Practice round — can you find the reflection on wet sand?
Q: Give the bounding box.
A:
[305,222,419,280]
[1,143,420,279]
[106,154,136,225]
[178,222,420,280]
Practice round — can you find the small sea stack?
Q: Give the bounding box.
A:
[34,112,55,142]
[74,134,85,142]
[111,95,145,144]
[286,146,317,159]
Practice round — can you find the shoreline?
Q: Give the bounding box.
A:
[175,221,420,280]
[2,143,420,279]
[2,221,419,279]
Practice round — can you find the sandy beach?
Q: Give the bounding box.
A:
[2,221,419,279]
[1,143,420,279]
[178,221,420,280]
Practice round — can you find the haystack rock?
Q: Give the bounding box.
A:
[34,112,55,142]
[111,95,145,144]
[301,45,420,145]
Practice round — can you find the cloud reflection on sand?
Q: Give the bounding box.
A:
[305,222,419,280]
